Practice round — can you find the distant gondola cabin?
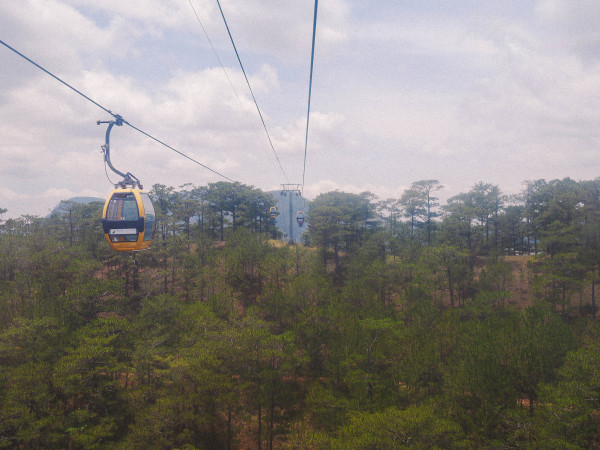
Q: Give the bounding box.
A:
[296,210,305,227]
[102,187,156,251]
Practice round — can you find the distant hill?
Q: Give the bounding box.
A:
[48,197,104,217]
[268,190,310,243]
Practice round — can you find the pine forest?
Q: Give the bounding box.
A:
[2,177,600,449]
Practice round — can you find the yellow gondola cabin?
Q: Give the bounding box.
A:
[102,187,156,252]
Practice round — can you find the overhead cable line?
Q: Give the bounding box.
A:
[123,121,235,182]
[214,0,290,183]
[188,1,250,125]
[302,0,319,196]
[0,38,235,182]
[1,40,114,118]
[187,0,276,172]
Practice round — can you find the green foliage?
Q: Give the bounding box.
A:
[53,317,132,448]
[443,310,517,439]
[2,178,600,447]
[423,244,472,307]
[316,403,465,449]
[0,317,67,448]
[530,253,586,315]
[532,323,600,448]
[307,191,376,273]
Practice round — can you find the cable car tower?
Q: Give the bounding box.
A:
[280,184,302,244]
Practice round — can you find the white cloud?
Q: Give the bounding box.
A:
[2,1,600,219]
[534,0,600,60]
[210,0,350,63]
[303,179,409,203]
[63,0,199,32]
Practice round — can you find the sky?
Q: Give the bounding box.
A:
[2,0,600,218]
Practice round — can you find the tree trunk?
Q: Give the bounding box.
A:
[268,383,275,450]
[124,260,130,297]
[447,268,454,307]
[227,405,232,450]
[200,207,205,233]
[426,196,432,245]
[132,256,139,292]
[333,240,340,273]
[220,210,224,241]
[163,241,168,294]
[257,347,262,450]
[592,278,596,318]
[171,262,176,296]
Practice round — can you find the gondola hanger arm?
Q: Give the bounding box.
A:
[97,116,142,189]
